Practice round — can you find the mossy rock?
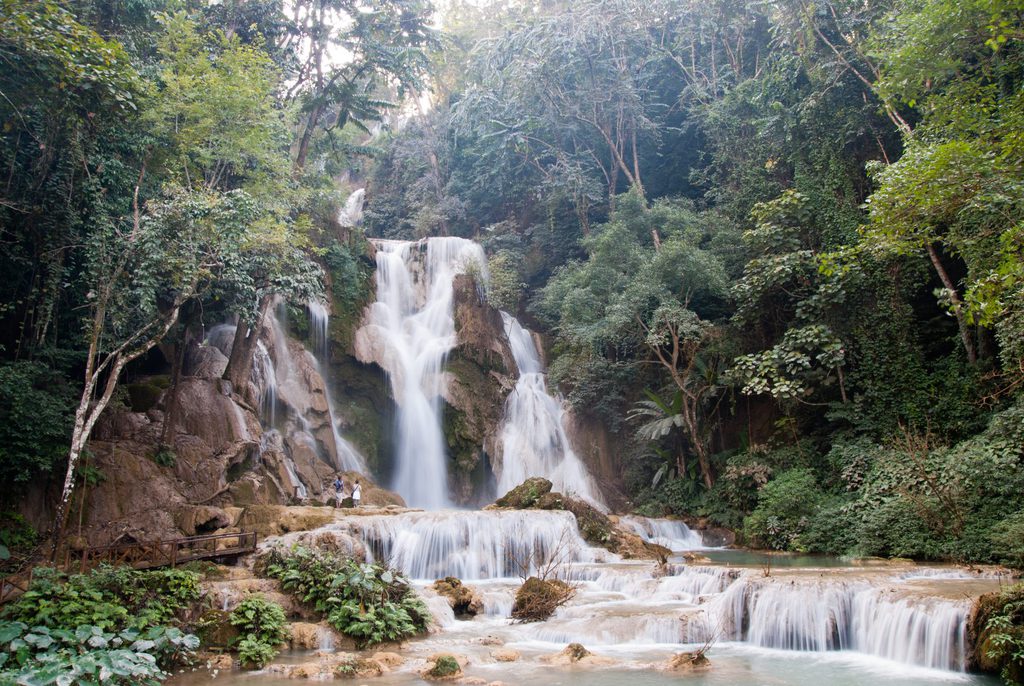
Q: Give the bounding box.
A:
[426,654,462,679]
[511,576,574,622]
[969,585,1024,677]
[432,577,481,617]
[495,477,553,509]
[195,609,239,648]
[125,382,165,413]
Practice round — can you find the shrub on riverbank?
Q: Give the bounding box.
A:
[0,565,201,683]
[262,545,430,646]
[972,584,1024,685]
[229,594,289,669]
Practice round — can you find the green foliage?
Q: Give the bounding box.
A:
[0,362,74,486]
[980,584,1024,685]
[2,566,201,633]
[487,251,526,312]
[0,621,199,686]
[228,595,288,669]
[262,546,430,647]
[743,468,824,551]
[991,512,1024,569]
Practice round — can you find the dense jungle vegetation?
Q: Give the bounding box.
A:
[0,0,1022,571]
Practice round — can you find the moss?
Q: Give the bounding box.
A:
[970,584,1024,678]
[428,655,461,678]
[125,382,164,412]
[495,478,553,508]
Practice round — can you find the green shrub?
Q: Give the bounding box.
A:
[0,621,198,685]
[743,468,823,551]
[0,362,73,489]
[2,565,201,633]
[229,595,289,669]
[992,512,1024,569]
[262,546,430,647]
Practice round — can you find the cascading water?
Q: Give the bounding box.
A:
[339,508,599,580]
[617,515,705,551]
[357,237,488,508]
[338,188,366,227]
[497,312,605,508]
[305,301,366,473]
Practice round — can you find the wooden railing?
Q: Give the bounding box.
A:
[0,531,257,604]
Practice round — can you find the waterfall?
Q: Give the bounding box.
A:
[358,237,488,509]
[307,300,329,360]
[335,509,601,580]
[617,515,705,551]
[253,341,277,427]
[338,188,365,227]
[305,301,366,474]
[497,312,605,507]
[684,575,970,671]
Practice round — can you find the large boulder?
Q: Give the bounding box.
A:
[495,477,553,509]
[432,577,483,618]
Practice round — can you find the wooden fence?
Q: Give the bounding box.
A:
[0,530,257,604]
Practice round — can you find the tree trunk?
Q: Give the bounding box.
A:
[294,104,324,172]
[160,324,194,448]
[926,243,977,363]
[223,296,273,396]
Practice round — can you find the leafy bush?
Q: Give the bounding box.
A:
[229,595,289,669]
[0,621,198,685]
[743,468,823,551]
[992,512,1024,569]
[2,565,201,633]
[262,546,430,647]
[974,584,1024,685]
[0,362,73,489]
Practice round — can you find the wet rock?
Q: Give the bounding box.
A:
[289,622,342,651]
[195,609,238,649]
[176,505,232,536]
[665,651,711,671]
[421,654,465,680]
[205,653,234,671]
[541,642,617,667]
[701,526,736,547]
[478,635,504,646]
[432,577,483,618]
[495,477,552,508]
[511,576,575,622]
[236,505,335,538]
[371,652,405,668]
[490,648,520,662]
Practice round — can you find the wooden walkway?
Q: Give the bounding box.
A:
[0,531,256,604]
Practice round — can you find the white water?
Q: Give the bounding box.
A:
[337,509,601,580]
[360,237,488,508]
[306,301,366,474]
[618,515,705,551]
[338,188,365,227]
[497,312,606,508]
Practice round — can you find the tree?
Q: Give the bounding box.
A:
[537,190,729,487]
[52,187,264,555]
[284,0,439,170]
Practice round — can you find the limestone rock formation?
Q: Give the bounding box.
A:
[432,577,484,618]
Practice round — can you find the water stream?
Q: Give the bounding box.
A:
[183,238,1002,686]
[358,237,488,508]
[497,312,605,507]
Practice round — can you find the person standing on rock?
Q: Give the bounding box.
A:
[333,476,345,508]
[352,480,361,508]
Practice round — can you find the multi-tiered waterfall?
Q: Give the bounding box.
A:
[356,237,488,508]
[498,312,605,507]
